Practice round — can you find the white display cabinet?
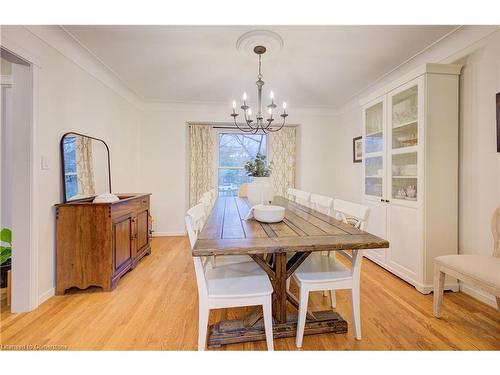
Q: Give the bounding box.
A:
[361,64,461,293]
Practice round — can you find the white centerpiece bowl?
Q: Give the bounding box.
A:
[253,204,285,223]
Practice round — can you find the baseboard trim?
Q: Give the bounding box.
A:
[459,282,497,308]
[38,288,55,306]
[152,231,186,237]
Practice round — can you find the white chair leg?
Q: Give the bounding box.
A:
[330,290,336,309]
[198,304,209,350]
[262,299,274,351]
[433,264,445,318]
[351,286,361,340]
[323,290,328,297]
[295,287,309,348]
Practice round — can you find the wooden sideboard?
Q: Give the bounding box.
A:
[55,193,152,295]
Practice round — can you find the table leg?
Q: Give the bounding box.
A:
[272,253,288,323]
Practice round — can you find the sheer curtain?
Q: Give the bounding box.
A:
[189,124,216,207]
[269,126,296,197]
[76,136,95,196]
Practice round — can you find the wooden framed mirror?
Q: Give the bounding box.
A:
[60,132,111,203]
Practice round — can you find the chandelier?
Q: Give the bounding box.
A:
[230,45,288,134]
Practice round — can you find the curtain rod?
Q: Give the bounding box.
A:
[186,121,298,128]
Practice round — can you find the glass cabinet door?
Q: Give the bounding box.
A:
[389,82,419,203]
[364,100,385,198]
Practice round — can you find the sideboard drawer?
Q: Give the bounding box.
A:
[112,199,140,220]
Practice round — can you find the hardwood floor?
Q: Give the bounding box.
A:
[1,236,499,350]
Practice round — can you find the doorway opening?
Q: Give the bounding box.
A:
[1,46,37,313]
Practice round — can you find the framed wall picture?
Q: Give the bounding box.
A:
[496,92,500,153]
[353,136,362,163]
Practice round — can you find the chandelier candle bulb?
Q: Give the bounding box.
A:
[270,91,274,100]
[242,92,247,102]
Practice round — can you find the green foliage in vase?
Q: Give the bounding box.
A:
[244,153,272,177]
[0,228,12,266]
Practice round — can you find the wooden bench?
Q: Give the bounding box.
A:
[433,207,500,316]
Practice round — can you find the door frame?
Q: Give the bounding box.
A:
[1,37,41,312]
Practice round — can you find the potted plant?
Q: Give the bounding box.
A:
[244,153,274,206]
[1,228,12,289]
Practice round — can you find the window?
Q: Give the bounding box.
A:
[63,135,78,198]
[218,133,267,196]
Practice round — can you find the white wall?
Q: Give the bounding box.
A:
[138,104,336,235]
[330,28,500,306]
[1,26,142,305]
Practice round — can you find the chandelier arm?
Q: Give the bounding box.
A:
[233,117,256,132]
[243,109,257,129]
[265,116,286,132]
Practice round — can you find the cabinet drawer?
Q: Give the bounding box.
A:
[112,199,140,220]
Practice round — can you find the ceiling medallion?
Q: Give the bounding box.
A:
[236,29,284,58]
[230,43,288,134]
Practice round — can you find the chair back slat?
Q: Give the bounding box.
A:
[492,206,500,258]
[199,194,212,217]
[333,199,369,230]
[287,188,297,201]
[310,193,334,216]
[292,190,311,208]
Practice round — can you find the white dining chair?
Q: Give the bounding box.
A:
[310,193,334,216]
[208,188,217,205]
[292,199,369,347]
[433,206,500,316]
[287,187,298,201]
[185,209,274,351]
[199,193,213,218]
[290,189,311,208]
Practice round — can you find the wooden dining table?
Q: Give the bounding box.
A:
[192,195,389,348]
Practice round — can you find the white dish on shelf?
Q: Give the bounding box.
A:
[248,204,285,223]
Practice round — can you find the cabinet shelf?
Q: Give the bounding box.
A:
[393,119,417,129]
[392,145,418,155]
[366,175,383,178]
[392,175,417,179]
[366,130,383,137]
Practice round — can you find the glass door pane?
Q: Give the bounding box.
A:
[365,156,383,197]
[392,86,418,150]
[391,152,417,201]
[391,84,418,202]
[364,99,385,198]
[365,102,383,153]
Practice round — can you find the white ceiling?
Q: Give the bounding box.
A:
[63,25,458,109]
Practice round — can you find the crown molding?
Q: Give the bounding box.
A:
[24,25,143,109]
